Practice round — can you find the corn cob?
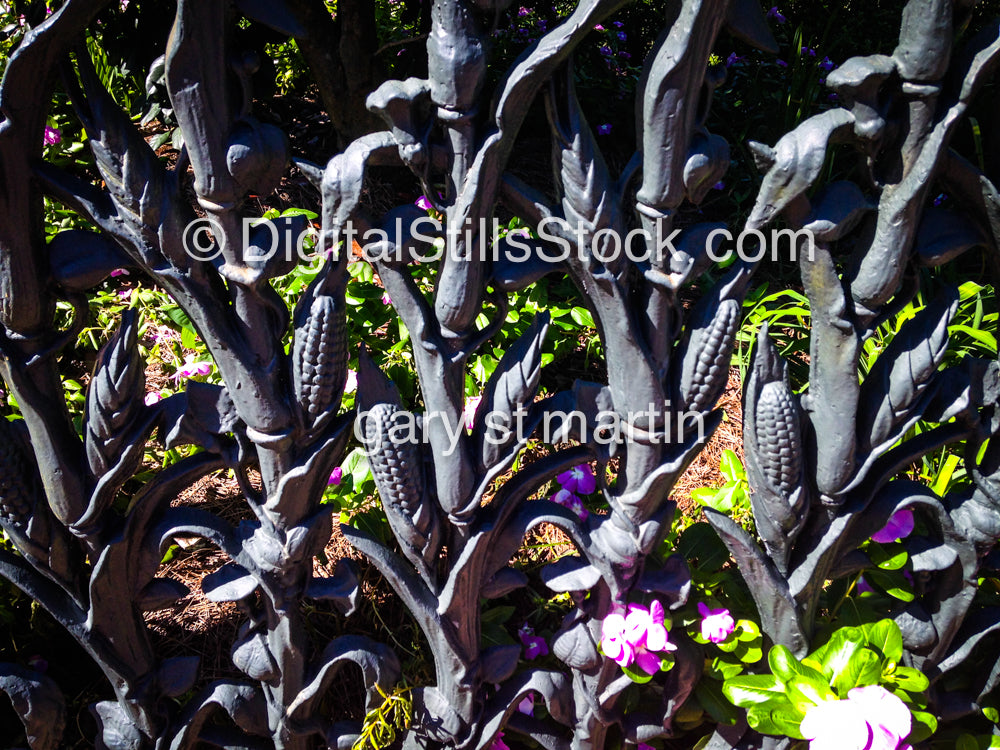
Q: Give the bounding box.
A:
[678,298,739,414]
[0,419,32,525]
[754,381,803,498]
[293,292,347,428]
[84,310,145,478]
[364,403,439,574]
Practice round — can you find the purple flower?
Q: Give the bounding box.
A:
[619,51,632,60]
[856,576,874,595]
[518,6,530,16]
[597,123,613,135]
[599,44,613,56]
[328,467,343,486]
[110,268,129,277]
[776,58,789,68]
[697,602,736,643]
[552,489,589,521]
[144,392,162,406]
[517,692,535,715]
[490,732,510,750]
[713,181,725,190]
[766,6,787,23]
[557,464,596,494]
[638,745,655,750]
[43,126,61,145]
[801,685,912,750]
[601,600,677,675]
[612,21,624,27]
[414,195,433,211]
[537,19,547,31]
[872,509,915,544]
[819,56,835,71]
[173,358,212,382]
[593,24,605,31]
[802,46,817,57]
[933,193,948,206]
[616,31,626,41]
[726,52,744,67]
[827,92,839,101]
[518,625,549,660]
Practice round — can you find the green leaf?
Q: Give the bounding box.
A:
[983,706,1000,724]
[181,325,198,350]
[704,484,738,513]
[280,207,319,220]
[909,710,937,743]
[810,627,862,682]
[736,620,761,642]
[785,676,836,712]
[956,734,978,750]
[863,619,904,663]
[746,702,806,739]
[831,647,882,694]
[768,645,802,684]
[867,568,915,602]
[621,661,656,684]
[868,542,908,571]
[569,306,595,328]
[720,450,744,483]
[695,679,740,725]
[890,666,929,693]
[708,657,744,680]
[691,487,719,505]
[343,448,372,488]
[722,674,786,707]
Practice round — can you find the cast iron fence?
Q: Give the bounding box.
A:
[0,0,998,748]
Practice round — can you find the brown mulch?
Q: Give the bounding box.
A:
[672,367,745,516]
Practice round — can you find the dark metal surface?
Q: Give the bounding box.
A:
[0,0,997,748]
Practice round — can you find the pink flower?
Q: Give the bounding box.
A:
[551,488,589,521]
[697,602,735,643]
[517,692,534,715]
[381,291,392,305]
[518,625,548,660]
[414,195,433,211]
[463,395,482,430]
[801,685,912,750]
[43,126,61,145]
[593,24,605,30]
[143,392,162,406]
[557,464,596,494]
[110,268,129,277]
[344,369,358,394]
[491,732,510,750]
[601,600,676,675]
[637,745,655,750]
[328,467,343,486]
[872,509,914,544]
[173,358,212,382]
[601,606,635,667]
